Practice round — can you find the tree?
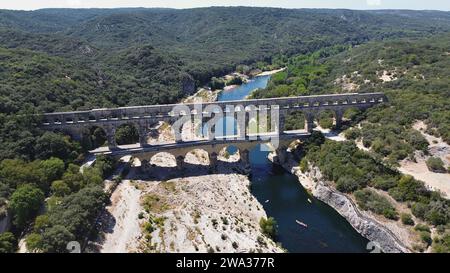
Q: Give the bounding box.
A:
[209,77,225,90]
[388,175,428,202]
[35,132,73,161]
[26,233,43,252]
[33,214,50,232]
[51,180,71,197]
[9,184,45,229]
[42,186,107,249]
[226,76,243,86]
[40,225,75,253]
[0,159,45,190]
[0,232,17,253]
[115,124,139,145]
[259,217,277,239]
[94,155,117,179]
[39,157,65,183]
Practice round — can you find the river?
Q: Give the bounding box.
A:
[218,74,369,253]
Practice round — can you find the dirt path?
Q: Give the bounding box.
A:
[399,121,450,198]
[99,180,142,253]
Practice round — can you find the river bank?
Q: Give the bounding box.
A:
[94,153,283,253]
[271,152,412,253]
[183,68,285,104]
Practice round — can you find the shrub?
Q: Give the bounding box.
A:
[371,176,397,191]
[411,202,427,219]
[209,77,225,90]
[420,231,432,246]
[227,76,243,86]
[414,224,430,233]
[354,189,398,220]
[299,158,308,173]
[400,213,414,225]
[400,213,414,226]
[319,118,333,129]
[426,157,446,173]
[144,222,155,233]
[336,176,359,193]
[0,232,17,253]
[259,217,277,239]
[388,176,428,202]
[432,233,450,253]
[344,128,361,140]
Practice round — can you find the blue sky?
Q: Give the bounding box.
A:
[1,1,449,11]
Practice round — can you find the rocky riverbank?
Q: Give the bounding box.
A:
[134,173,283,253]
[94,149,283,253]
[270,153,412,253]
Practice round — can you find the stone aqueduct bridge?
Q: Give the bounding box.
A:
[41,92,386,170]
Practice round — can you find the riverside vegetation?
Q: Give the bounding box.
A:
[1,7,450,252]
[257,35,450,252]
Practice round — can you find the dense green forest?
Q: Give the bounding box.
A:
[259,36,450,252]
[254,35,450,165]
[1,7,450,252]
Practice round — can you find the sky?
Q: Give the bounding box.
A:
[0,0,449,11]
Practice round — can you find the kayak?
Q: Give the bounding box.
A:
[296,220,308,228]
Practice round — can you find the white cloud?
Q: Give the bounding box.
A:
[367,0,382,6]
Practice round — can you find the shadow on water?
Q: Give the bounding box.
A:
[214,74,369,252]
[249,144,369,253]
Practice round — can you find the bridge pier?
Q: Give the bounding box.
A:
[140,159,151,173]
[176,156,185,171]
[278,114,285,134]
[209,152,218,172]
[237,110,247,139]
[105,126,118,150]
[334,110,344,129]
[305,113,315,134]
[139,123,148,147]
[240,149,250,166]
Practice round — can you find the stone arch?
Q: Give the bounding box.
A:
[114,122,140,146]
[343,106,362,123]
[80,125,107,150]
[184,148,210,166]
[218,145,240,163]
[316,109,336,130]
[154,121,176,143]
[284,111,306,131]
[149,152,177,168]
[244,142,275,165]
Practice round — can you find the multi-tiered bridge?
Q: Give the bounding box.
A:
[40,92,386,170]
